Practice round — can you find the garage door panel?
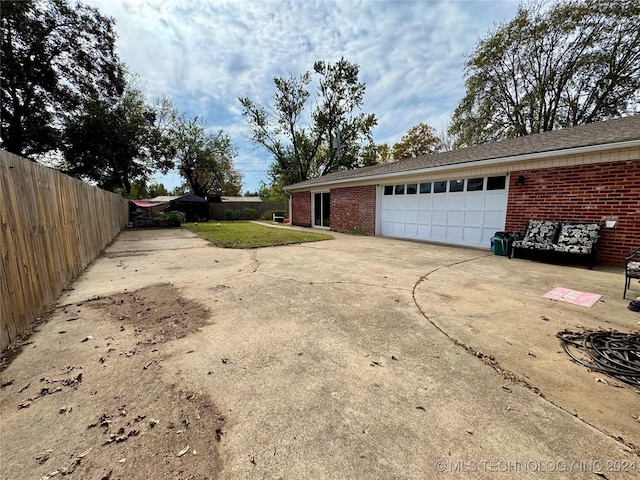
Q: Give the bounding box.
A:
[381,208,393,222]
[431,225,445,240]
[432,196,447,208]
[418,196,432,209]
[464,210,482,225]
[485,193,507,209]
[393,209,404,222]
[405,210,418,223]
[405,196,418,209]
[463,227,482,243]
[465,194,484,208]
[484,210,506,227]
[446,226,463,242]
[417,210,431,225]
[404,223,417,236]
[432,210,446,225]
[447,195,465,209]
[447,210,463,225]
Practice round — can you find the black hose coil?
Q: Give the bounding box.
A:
[556,330,640,387]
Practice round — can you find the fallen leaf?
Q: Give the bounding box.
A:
[177,445,190,457]
[78,447,92,458]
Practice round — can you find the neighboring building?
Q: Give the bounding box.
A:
[284,115,640,264]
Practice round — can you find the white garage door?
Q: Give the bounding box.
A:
[380,176,508,249]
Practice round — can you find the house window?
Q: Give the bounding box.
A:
[395,184,405,195]
[467,178,484,191]
[449,179,464,192]
[487,175,507,190]
[406,183,417,194]
[419,182,431,194]
[433,181,447,193]
[384,185,393,195]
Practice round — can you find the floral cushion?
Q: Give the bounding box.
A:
[512,240,554,251]
[555,223,600,247]
[522,220,559,245]
[553,244,592,255]
[628,261,640,278]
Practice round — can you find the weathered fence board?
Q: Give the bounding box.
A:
[0,150,128,350]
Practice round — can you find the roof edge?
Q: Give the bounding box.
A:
[284,139,640,191]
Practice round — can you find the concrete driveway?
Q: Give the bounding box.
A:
[5,227,640,478]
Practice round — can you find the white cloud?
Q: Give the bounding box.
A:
[84,0,519,192]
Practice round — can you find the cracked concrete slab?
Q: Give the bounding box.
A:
[4,227,640,479]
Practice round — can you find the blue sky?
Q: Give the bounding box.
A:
[83,0,520,194]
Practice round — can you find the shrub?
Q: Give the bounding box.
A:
[224,209,240,220]
[243,207,259,220]
[157,211,184,227]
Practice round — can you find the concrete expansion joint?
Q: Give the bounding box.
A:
[411,255,640,458]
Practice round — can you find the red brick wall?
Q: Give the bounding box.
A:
[505,160,640,264]
[330,185,376,235]
[291,191,311,227]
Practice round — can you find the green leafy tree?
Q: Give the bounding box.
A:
[391,123,441,160]
[147,183,170,198]
[450,0,640,147]
[1,0,124,157]
[171,114,242,198]
[239,58,377,186]
[61,78,175,195]
[360,142,392,165]
[127,180,149,200]
[171,184,189,196]
[257,179,288,203]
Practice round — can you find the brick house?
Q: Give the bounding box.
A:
[284,115,640,264]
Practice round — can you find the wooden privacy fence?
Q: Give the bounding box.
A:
[209,201,288,220]
[0,150,129,350]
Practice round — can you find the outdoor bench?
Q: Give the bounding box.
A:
[509,220,600,269]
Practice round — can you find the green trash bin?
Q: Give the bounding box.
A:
[491,236,509,256]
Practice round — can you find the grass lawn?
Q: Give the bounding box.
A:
[183,221,333,248]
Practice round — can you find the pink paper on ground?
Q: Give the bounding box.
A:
[543,287,602,308]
